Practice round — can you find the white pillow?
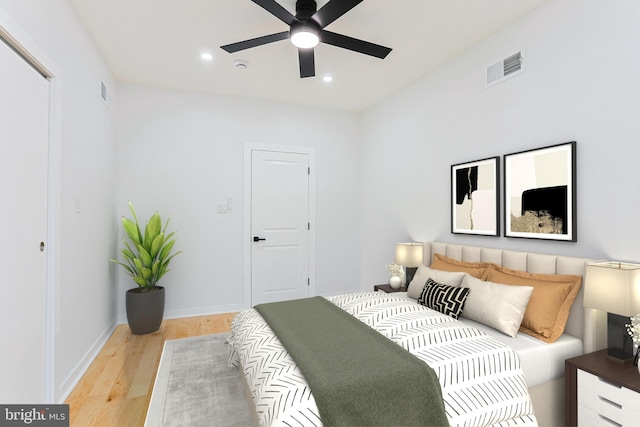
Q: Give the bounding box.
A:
[461,274,534,337]
[407,265,466,299]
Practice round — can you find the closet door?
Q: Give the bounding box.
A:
[0,37,50,403]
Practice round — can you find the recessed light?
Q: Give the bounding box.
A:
[322,75,333,83]
[200,52,214,62]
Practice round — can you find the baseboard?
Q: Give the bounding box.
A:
[117,303,248,325]
[164,303,248,320]
[56,320,118,403]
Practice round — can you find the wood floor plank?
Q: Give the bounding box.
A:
[65,312,237,427]
[127,333,163,399]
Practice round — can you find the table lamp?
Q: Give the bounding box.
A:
[583,261,640,363]
[395,243,423,286]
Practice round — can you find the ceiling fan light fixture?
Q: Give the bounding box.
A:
[290,24,319,49]
[220,0,392,79]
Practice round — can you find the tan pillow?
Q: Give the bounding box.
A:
[484,265,582,343]
[430,253,490,279]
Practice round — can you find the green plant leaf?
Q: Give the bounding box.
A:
[133,276,147,287]
[158,239,176,261]
[111,260,135,276]
[133,257,144,272]
[150,233,165,259]
[163,232,176,248]
[121,248,135,261]
[124,240,136,254]
[128,200,138,222]
[122,218,141,244]
[156,264,168,281]
[128,201,142,239]
[163,216,172,233]
[144,213,162,248]
[156,251,182,281]
[138,245,152,268]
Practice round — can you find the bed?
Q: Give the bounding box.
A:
[227,241,608,426]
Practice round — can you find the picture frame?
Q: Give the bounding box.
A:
[504,141,576,241]
[451,156,500,236]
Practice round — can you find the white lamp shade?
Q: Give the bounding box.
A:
[584,262,640,316]
[394,243,423,268]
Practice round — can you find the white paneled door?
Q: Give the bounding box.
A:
[251,150,310,305]
[0,37,49,402]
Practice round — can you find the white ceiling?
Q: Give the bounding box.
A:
[69,0,547,112]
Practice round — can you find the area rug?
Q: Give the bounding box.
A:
[145,333,254,427]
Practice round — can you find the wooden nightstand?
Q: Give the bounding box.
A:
[373,284,407,293]
[565,349,640,426]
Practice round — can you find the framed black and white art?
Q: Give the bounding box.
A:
[504,141,576,241]
[451,156,500,236]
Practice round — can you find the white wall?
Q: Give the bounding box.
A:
[0,0,118,402]
[360,0,640,287]
[115,84,362,320]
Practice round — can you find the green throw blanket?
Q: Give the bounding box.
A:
[254,296,450,427]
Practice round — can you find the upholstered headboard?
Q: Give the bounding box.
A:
[422,241,607,353]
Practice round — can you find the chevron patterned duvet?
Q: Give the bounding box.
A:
[227,292,538,427]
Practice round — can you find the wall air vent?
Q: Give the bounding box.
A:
[485,50,524,88]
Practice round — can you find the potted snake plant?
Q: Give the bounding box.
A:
[111,201,181,334]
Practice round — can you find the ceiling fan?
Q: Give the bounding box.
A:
[220,0,392,78]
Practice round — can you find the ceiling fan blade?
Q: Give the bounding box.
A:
[320,30,392,59]
[298,49,315,78]
[252,0,296,25]
[312,0,363,28]
[221,31,290,53]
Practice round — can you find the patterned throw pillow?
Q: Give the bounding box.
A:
[418,278,470,319]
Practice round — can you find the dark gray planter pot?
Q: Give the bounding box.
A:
[126,286,165,335]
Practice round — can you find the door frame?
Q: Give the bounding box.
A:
[0,8,62,402]
[243,143,316,307]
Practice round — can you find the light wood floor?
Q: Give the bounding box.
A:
[64,313,237,427]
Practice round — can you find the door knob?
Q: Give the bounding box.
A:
[253,236,266,242]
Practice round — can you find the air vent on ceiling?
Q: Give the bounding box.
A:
[485,51,524,88]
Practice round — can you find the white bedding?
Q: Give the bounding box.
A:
[389,292,584,388]
[228,292,538,427]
